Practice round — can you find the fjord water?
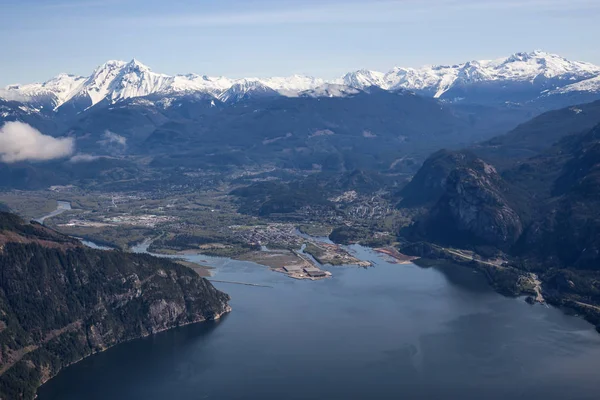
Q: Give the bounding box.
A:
[38,246,600,400]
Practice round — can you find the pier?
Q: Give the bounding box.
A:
[208,279,272,288]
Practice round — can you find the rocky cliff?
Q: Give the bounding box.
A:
[398,150,478,208]
[0,212,230,399]
[413,158,523,249]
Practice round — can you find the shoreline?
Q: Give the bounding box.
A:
[373,247,419,264]
[35,306,231,399]
[404,242,600,334]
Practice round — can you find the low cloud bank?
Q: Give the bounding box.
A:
[0,121,74,163]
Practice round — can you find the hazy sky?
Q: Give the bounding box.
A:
[2,0,600,85]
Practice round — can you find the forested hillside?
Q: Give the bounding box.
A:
[0,213,230,399]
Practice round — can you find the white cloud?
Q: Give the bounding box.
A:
[0,121,74,163]
[69,153,103,163]
[98,130,127,147]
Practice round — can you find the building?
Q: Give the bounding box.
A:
[303,267,327,278]
[283,265,303,273]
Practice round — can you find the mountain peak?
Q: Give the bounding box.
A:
[125,58,151,72]
[342,69,386,89]
[95,60,127,71]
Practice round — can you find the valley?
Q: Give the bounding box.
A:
[1,49,600,399]
[0,181,383,282]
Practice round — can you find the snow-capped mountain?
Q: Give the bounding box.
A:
[0,73,86,110]
[3,50,600,114]
[341,70,386,90]
[218,80,280,103]
[343,50,600,99]
[300,84,362,98]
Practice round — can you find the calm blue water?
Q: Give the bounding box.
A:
[37,245,600,400]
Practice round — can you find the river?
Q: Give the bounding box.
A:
[37,243,600,400]
[34,201,71,224]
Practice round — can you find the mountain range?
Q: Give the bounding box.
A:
[3,51,600,114]
[2,50,600,194]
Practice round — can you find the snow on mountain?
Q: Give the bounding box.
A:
[218,79,280,103]
[549,75,600,94]
[0,59,323,110]
[258,75,325,96]
[73,59,174,108]
[0,73,86,110]
[167,74,233,95]
[384,65,460,97]
[341,70,386,90]
[300,84,362,98]
[2,50,600,112]
[381,50,600,98]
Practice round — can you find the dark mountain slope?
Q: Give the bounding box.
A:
[405,119,600,269]
[1,88,535,190]
[73,90,531,173]
[0,212,230,399]
[397,150,479,207]
[472,100,600,168]
[514,126,600,269]
[0,99,62,136]
[414,158,524,249]
[399,100,600,209]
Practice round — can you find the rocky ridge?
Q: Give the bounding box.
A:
[0,212,230,400]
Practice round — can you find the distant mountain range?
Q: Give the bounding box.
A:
[2,50,600,193]
[3,51,600,114]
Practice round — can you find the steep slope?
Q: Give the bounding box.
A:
[412,157,523,249]
[58,60,174,114]
[398,150,478,207]
[0,212,230,399]
[473,99,600,168]
[514,126,600,269]
[404,107,600,267]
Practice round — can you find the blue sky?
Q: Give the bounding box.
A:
[2,0,600,85]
